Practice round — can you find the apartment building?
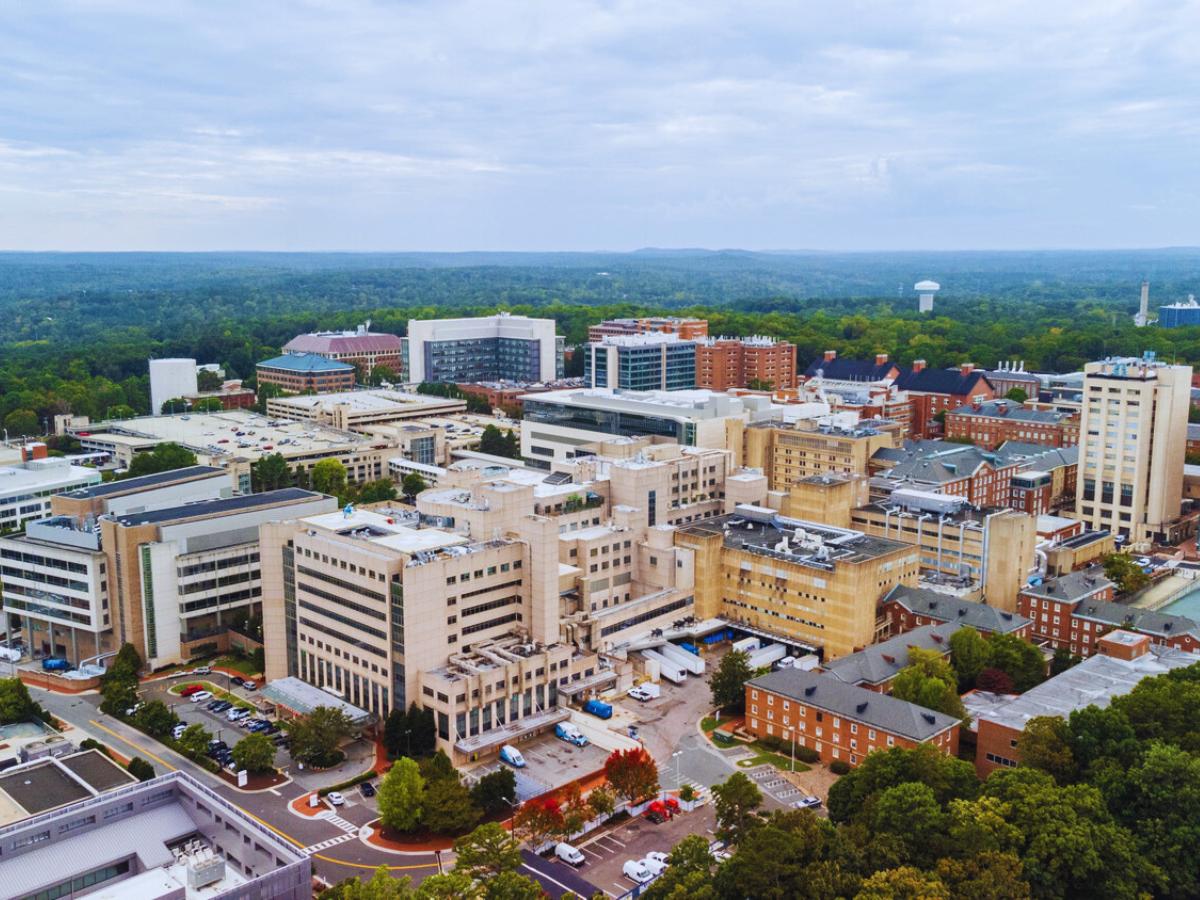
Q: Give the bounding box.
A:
[255,353,356,394]
[972,630,1200,776]
[405,314,563,384]
[745,667,960,769]
[0,466,232,663]
[283,323,404,378]
[675,506,918,660]
[102,488,334,667]
[588,317,709,342]
[822,622,963,692]
[945,400,1079,449]
[583,333,697,391]
[1074,354,1192,544]
[695,336,797,391]
[0,453,101,534]
[802,351,900,384]
[894,363,996,439]
[882,585,1033,639]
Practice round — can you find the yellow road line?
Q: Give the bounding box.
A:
[88,719,177,771]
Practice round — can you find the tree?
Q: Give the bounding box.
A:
[100,676,139,717]
[1004,387,1028,403]
[127,757,156,781]
[413,871,484,900]
[709,649,753,713]
[511,796,564,847]
[108,643,143,681]
[0,678,44,724]
[122,442,197,479]
[975,667,1015,694]
[826,744,978,825]
[890,648,968,722]
[177,723,212,758]
[320,867,416,899]
[985,633,1046,693]
[746,378,775,391]
[470,767,517,816]
[712,771,763,844]
[423,774,482,835]
[411,703,437,756]
[948,626,989,691]
[935,852,1031,900]
[311,458,348,499]
[134,700,178,738]
[603,747,659,804]
[383,707,409,759]
[401,473,427,499]
[1110,663,1200,752]
[378,757,425,832]
[453,822,522,878]
[1066,705,1138,771]
[357,479,398,504]
[232,733,277,773]
[1019,716,1077,783]
[252,453,292,492]
[371,364,397,386]
[419,749,457,783]
[192,397,224,412]
[480,871,542,900]
[855,867,950,900]
[587,784,615,820]
[479,424,519,459]
[641,834,719,900]
[871,782,946,868]
[3,409,40,436]
[1103,553,1150,594]
[1050,647,1081,676]
[289,706,353,767]
[197,368,223,391]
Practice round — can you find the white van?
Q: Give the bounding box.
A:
[555,842,585,867]
[499,744,526,768]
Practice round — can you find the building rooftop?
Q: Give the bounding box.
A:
[1021,565,1112,604]
[895,367,994,397]
[949,400,1072,424]
[749,667,960,742]
[267,388,463,418]
[260,676,373,726]
[589,331,691,347]
[257,352,354,373]
[823,622,963,686]
[975,642,1200,734]
[992,442,1078,470]
[1072,598,1200,641]
[873,441,1015,485]
[0,750,135,823]
[111,487,321,527]
[0,459,101,500]
[882,586,1031,635]
[521,387,773,420]
[283,330,403,355]
[803,355,898,382]
[59,465,225,499]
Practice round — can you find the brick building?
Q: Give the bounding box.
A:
[283,325,404,379]
[882,586,1033,639]
[871,440,1022,509]
[945,400,1079,449]
[587,317,709,342]
[894,363,997,439]
[820,622,963,692]
[745,668,960,769]
[256,353,356,394]
[695,336,797,391]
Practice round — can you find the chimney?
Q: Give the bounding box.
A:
[960,362,975,376]
[21,443,47,462]
[875,353,889,366]
[1140,281,1150,321]
[912,359,926,373]
[824,350,837,363]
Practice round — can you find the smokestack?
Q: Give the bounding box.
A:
[1140,281,1150,321]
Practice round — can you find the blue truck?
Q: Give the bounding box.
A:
[583,699,612,719]
[41,658,70,671]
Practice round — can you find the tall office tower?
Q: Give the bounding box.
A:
[404,313,562,384]
[582,332,697,391]
[1074,353,1192,544]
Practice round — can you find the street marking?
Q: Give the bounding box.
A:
[303,833,356,854]
[89,720,177,771]
[237,807,439,872]
[268,788,281,796]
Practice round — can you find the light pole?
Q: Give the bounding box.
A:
[787,728,795,772]
[670,750,683,799]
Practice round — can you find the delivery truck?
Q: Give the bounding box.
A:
[640,649,686,684]
[658,642,706,675]
[748,643,787,670]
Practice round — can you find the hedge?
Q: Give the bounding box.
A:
[830,760,851,776]
[318,770,378,797]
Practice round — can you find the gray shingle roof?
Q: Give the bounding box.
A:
[822,622,962,686]
[894,368,994,397]
[948,400,1071,424]
[882,585,1031,635]
[748,667,960,741]
[1072,598,1200,640]
[1020,565,1112,604]
[875,442,1012,485]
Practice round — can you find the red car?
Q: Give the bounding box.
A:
[643,800,675,821]
[180,684,203,697]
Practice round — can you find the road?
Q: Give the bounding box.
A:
[33,686,443,887]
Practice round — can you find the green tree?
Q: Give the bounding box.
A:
[713,811,857,899]
[587,784,615,820]
[99,676,139,717]
[712,771,763,844]
[1110,662,1200,752]
[357,479,398,504]
[602,747,659,805]
[871,782,946,868]
[177,723,212,758]
[192,397,224,412]
[122,442,198,479]
[401,473,427,499]
[3,409,40,436]
[0,678,44,724]
[289,706,353,767]
[948,626,989,691]
[478,424,519,459]
[419,749,457,784]
[252,453,292,492]
[197,368,223,391]
[108,643,143,681]
[890,648,968,722]
[134,700,178,738]
[855,866,950,900]
[411,703,436,756]
[827,744,978,825]
[413,871,483,900]
[1004,387,1028,403]
[453,822,522,878]
[709,649,753,713]
[469,767,517,816]
[937,853,1031,900]
[127,757,156,781]
[1066,705,1138,771]
[311,458,348,498]
[320,866,416,899]
[383,707,409,758]
[232,733,276,773]
[985,633,1046,693]
[378,757,425,832]
[1049,647,1080,676]
[481,871,541,900]
[1103,553,1150,594]
[641,834,719,900]
[1019,716,1077,783]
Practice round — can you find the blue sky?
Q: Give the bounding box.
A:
[1,1,1196,251]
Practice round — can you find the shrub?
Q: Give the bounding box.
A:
[830,760,851,776]
[127,757,156,781]
[318,770,378,797]
[795,746,820,764]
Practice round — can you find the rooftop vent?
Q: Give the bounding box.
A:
[922,713,936,724]
[804,686,816,697]
[856,702,869,714]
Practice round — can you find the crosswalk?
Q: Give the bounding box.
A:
[302,833,355,855]
[320,812,357,833]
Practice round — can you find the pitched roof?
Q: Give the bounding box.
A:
[894,368,994,397]
[992,442,1079,470]
[256,353,355,373]
[822,622,962,686]
[947,400,1071,424]
[749,667,960,741]
[875,442,1014,485]
[803,356,899,382]
[284,332,403,355]
[1072,598,1200,640]
[882,585,1031,635]
[1020,565,1112,604]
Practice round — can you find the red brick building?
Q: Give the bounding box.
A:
[256,353,356,394]
[695,336,797,391]
[894,363,997,439]
[745,668,960,769]
[283,326,403,379]
[873,441,1022,509]
[882,586,1033,640]
[945,400,1079,449]
[587,317,709,342]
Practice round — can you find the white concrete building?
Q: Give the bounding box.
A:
[405,313,562,385]
[149,358,199,414]
[0,457,101,533]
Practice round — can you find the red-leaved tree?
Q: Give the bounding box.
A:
[603,748,660,804]
[511,796,564,847]
[976,667,1016,694]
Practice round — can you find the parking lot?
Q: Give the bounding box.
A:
[570,802,717,897]
[466,732,611,800]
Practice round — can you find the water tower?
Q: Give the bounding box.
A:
[915,280,941,313]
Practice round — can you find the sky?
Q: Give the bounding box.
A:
[1,1,1198,252]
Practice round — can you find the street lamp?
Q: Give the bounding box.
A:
[669,750,683,800]
[786,729,795,772]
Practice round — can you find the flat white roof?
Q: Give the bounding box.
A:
[0,462,100,500]
[269,389,461,414]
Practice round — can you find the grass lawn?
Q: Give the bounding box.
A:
[700,716,721,733]
[212,655,260,676]
[168,680,256,711]
[734,740,811,773]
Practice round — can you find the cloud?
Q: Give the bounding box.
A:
[0,1,1195,249]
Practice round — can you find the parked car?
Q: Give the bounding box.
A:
[555,843,585,867]
[555,722,588,747]
[192,666,212,675]
[643,809,666,824]
[628,683,660,701]
[227,708,249,722]
[327,792,345,807]
[180,685,203,697]
[172,723,188,739]
[190,691,213,703]
[499,745,526,768]
[125,701,144,717]
[205,699,224,710]
[241,680,257,691]
[708,840,731,862]
[642,854,668,876]
[360,781,376,798]
[211,701,233,713]
[791,795,822,810]
[623,860,653,884]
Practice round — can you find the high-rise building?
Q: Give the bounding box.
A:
[587,317,709,342]
[1074,354,1192,543]
[149,358,199,415]
[583,333,697,391]
[405,314,563,384]
[695,336,797,391]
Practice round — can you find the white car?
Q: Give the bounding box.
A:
[623,860,653,884]
[192,666,212,675]
[641,853,668,876]
[708,840,731,862]
[227,708,249,721]
[791,795,822,810]
[555,842,585,867]
[327,791,345,807]
[189,690,213,703]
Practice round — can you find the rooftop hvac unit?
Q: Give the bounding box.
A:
[185,846,226,889]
